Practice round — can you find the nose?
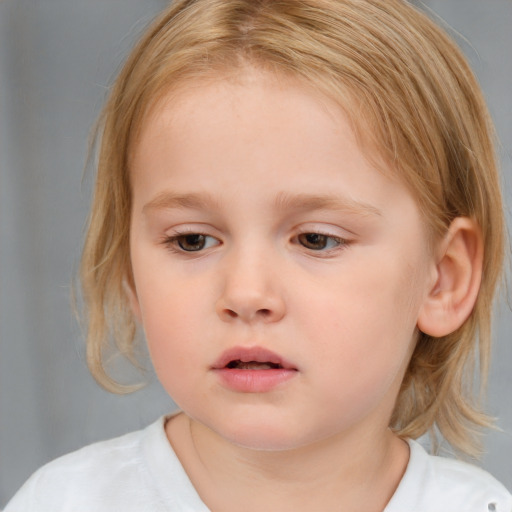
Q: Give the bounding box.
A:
[215,249,286,324]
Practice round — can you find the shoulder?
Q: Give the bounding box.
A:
[386,439,512,512]
[4,417,168,512]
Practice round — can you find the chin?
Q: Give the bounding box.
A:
[225,429,303,452]
[212,415,314,452]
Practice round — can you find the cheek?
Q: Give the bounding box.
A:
[132,267,210,384]
[141,297,208,410]
[132,242,207,334]
[298,252,424,388]
[304,256,420,339]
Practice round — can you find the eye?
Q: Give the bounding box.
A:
[297,233,344,251]
[167,233,219,252]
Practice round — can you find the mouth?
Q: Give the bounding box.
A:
[212,347,298,393]
[212,346,297,371]
[225,360,283,370]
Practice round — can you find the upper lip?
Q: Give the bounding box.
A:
[212,346,297,370]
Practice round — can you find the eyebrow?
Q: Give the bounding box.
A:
[142,191,220,213]
[273,192,382,217]
[142,190,382,218]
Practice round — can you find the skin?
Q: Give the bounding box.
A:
[128,67,443,511]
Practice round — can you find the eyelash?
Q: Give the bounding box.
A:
[161,230,220,254]
[160,230,350,255]
[293,230,349,255]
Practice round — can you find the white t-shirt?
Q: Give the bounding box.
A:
[5,415,512,512]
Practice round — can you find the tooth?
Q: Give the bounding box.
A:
[240,362,272,370]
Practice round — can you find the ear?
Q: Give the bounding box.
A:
[417,217,483,337]
[124,279,143,323]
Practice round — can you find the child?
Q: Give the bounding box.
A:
[5,0,512,510]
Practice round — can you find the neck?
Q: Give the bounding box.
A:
[166,413,409,512]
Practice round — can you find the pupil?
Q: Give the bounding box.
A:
[301,233,327,249]
[178,234,205,251]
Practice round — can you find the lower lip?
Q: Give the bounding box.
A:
[213,368,297,393]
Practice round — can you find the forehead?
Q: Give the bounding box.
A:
[130,67,417,218]
[132,66,387,174]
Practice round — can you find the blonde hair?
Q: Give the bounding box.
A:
[81,0,505,457]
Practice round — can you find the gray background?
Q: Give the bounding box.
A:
[0,0,510,506]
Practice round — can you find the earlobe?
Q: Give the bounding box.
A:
[417,217,483,338]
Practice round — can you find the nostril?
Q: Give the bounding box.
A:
[216,296,285,323]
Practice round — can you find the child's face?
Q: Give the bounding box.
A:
[129,68,437,451]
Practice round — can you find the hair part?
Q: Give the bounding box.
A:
[80,0,505,458]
